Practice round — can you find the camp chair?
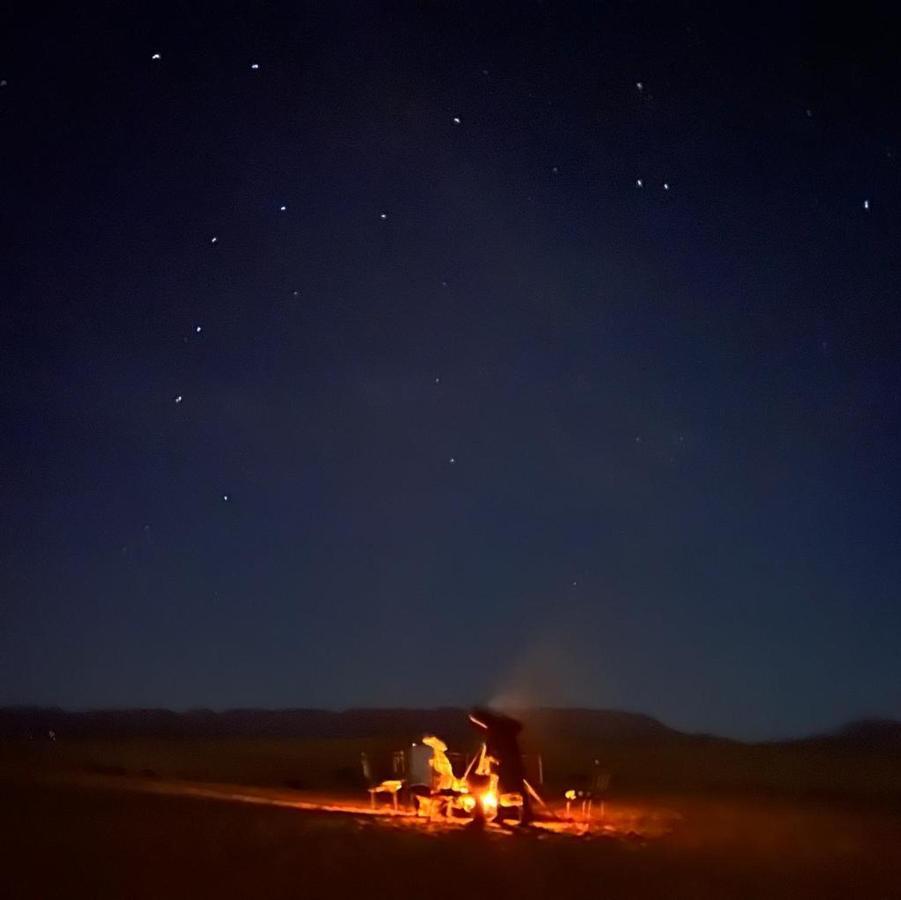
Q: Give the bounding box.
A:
[368,779,403,811]
[360,752,404,811]
[565,765,611,821]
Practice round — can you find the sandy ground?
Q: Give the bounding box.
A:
[26,770,680,837]
[2,773,900,899]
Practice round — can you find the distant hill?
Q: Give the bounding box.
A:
[0,707,896,749]
[0,706,680,742]
[796,718,901,752]
[0,706,463,740]
[516,708,683,743]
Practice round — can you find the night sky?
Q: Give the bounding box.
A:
[3,2,900,739]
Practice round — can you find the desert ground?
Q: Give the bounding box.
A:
[2,734,900,899]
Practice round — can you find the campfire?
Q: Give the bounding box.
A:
[412,733,514,822]
[365,708,600,832]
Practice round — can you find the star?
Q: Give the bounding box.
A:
[293,290,300,297]
[222,494,230,502]
[552,166,559,174]
[434,377,440,384]
[174,395,183,404]
[636,81,644,91]
[636,178,643,188]
[250,63,259,70]
[195,326,202,334]
[863,199,870,210]
[0,79,7,87]
[279,205,287,211]
[151,53,161,61]
[448,457,456,464]
[210,236,218,244]
[452,116,461,125]
[379,212,387,220]
[663,182,670,190]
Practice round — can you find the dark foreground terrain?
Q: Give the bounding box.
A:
[2,775,900,900]
[2,712,900,898]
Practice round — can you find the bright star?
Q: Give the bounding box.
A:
[452,116,461,125]
[151,53,161,60]
[174,395,183,404]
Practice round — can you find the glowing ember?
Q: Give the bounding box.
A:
[481,790,498,813]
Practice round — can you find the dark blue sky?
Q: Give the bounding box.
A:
[2,2,900,739]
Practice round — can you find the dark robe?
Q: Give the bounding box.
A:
[470,707,533,824]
